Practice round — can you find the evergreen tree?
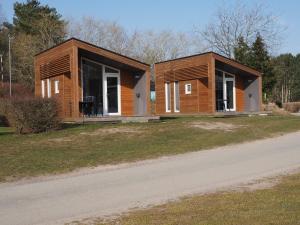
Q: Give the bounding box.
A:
[13,0,64,39]
[251,34,276,100]
[234,34,276,101]
[11,0,66,89]
[234,36,251,65]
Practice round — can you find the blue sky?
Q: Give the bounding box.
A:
[2,0,300,55]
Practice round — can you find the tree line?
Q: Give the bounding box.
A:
[0,0,299,104]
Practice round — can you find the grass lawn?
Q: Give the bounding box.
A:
[1,115,300,182]
[89,172,300,225]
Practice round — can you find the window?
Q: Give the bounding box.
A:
[165,82,171,112]
[41,80,45,98]
[54,80,59,94]
[174,81,180,112]
[185,83,192,94]
[47,79,51,98]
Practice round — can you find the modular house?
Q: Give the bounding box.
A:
[34,38,151,120]
[35,39,262,120]
[154,52,262,114]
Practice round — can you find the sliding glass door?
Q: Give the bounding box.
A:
[215,70,236,112]
[82,58,121,116]
[104,73,120,115]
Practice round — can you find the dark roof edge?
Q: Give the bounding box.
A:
[155,51,261,75]
[34,37,150,67]
[155,51,213,64]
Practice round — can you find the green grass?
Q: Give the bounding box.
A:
[91,172,300,225]
[1,115,300,182]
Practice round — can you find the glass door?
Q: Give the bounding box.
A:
[103,67,121,115]
[223,76,236,111]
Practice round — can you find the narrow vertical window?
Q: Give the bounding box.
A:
[41,80,45,98]
[165,82,171,112]
[174,81,180,112]
[47,79,51,98]
[54,80,59,94]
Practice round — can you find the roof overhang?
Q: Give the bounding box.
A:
[212,53,261,77]
[35,38,150,72]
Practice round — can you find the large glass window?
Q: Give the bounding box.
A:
[82,59,103,116]
[106,76,118,113]
[215,70,224,111]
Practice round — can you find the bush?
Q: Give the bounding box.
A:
[0,97,61,134]
[283,102,300,113]
[0,82,33,98]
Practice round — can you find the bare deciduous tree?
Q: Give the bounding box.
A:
[67,17,129,54]
[196,1,284,58]
[66,17,200,64]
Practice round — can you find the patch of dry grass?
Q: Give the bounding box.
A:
[77,172,300,225]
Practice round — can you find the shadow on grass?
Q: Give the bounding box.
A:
[159,116,181,122]
[0,127,14,136]
[60,123,83,130]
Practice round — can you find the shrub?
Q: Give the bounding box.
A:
[0,97,61,134]
[283,102,300,113]
[0,82,33,98]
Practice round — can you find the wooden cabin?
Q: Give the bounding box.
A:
[34,38,151,120]
[154,52,262,115]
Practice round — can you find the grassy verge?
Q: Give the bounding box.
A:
[76,172,300,225]
[1,115,300,182]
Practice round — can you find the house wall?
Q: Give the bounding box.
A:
[155,53,214,115]
[35,39,151,119]
[244,77,260,112]
[235,74,245,112]
[133,72,148,115]
[121,70,135,116]
[35,41,76,120]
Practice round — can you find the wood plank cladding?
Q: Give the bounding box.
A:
[155,52,262,115]
[40,55,70,79]
[35,38,151,120]
[121,70,134,116]
[155,53,213,114]
[163,64,208,82]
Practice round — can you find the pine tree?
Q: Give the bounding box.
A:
[251,34,276,100]
[234,36,251,65]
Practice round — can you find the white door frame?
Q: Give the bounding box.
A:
[103,72,121,116]
[223,74,236,111]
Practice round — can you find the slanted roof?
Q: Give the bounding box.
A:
[155,51,261,77]
[35,38,150,71]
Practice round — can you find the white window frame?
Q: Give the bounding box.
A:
[185,83,192,94]
[54,80,59,94]
[165,82,171,112]
[47,79,51,98]
[41,80,45,98]
[174,81,180,112]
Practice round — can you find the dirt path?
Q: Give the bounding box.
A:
[1,132,300,225]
